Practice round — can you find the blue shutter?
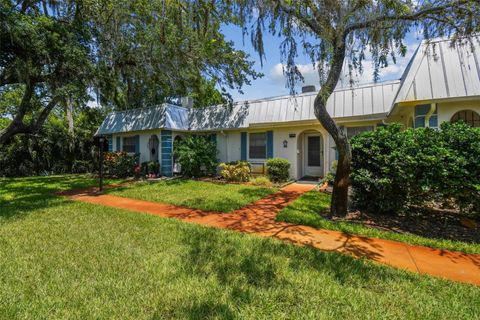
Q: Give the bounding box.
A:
[240,132,247,161]
[134,135,140,154]
[107,136,113,152]
[209,133,217,145]
[266,131,273,158]
[161,130,173,176]
[116,136,121,151]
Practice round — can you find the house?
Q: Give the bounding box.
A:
[96,36,480,180]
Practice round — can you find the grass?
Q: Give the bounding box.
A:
[276,190,480,254]
[0,175,479,319]
[106,179,277,212]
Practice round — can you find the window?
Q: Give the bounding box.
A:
[249,132,266,159]
[451,110,480,127]
[122,136,136,153]
[414,104,438,128]
[346,126,374,139]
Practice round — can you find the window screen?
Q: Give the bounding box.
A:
[249,133,266,159]
[122,137,136,153]
[307,136,321,166]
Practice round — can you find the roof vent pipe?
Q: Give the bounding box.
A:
[180,97,194,108]
[301,85,316,93]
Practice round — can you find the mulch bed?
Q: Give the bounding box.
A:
[335,210,480,244]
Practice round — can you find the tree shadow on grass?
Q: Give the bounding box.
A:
[151,225,423,318]
[0,175,105,221]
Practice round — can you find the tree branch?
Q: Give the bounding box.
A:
[345,0,472,34]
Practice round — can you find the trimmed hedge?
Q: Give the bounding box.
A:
[350,122,480,216]
[266,158,291,183]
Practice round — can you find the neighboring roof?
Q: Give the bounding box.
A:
[394,35,480,104]
[189,80,400,130]
[96,104,188,135]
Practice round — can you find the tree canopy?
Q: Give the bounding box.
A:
[0,0,260,146]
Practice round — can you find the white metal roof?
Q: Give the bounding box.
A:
[394,36,480,103]
[189,80,400,130]
[95,104,189,135]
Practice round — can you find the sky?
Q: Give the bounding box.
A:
[221,24,423,101]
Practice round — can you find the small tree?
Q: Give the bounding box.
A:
[233,0,480,216]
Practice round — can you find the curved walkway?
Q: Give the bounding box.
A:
[61,183,480,286]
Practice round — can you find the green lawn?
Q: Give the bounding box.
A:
[0,175,479,319]
[276,190,480,254]
[106,179,277,212]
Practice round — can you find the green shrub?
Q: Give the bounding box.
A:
[174,135,217,177]
[219,161,251,182]
[249,176,272,187]
[104,151,137,178]
[266,158,291,183]
[321,160,337,185]
[350,122,480,216]
[141,161,160,177]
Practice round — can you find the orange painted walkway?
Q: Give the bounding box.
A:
[62,183,480,286]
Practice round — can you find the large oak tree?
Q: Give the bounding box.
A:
[232,0,480,216]
[0,0,259,146]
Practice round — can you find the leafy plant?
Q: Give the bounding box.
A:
[104,152,137,178]
[141,161,160,177]
[266,158,291,183]
[350,122,480,216]
[219,161,251,182]
[174,135,217,177]
[249,176,273,188]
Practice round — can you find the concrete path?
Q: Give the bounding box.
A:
[62,183,480,286]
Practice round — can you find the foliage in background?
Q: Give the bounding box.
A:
[174,135,217,177]
[350,122,480,216]
[219,161,251,182]
[266,158,290,183]
[0,107,104,177]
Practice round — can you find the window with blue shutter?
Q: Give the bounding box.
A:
[240,132,247,161]
[134,135,140,154]
[107,136,113,152]
[116,136,121,151]
[266,131,273,158]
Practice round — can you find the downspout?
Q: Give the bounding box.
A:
[424,103,436,127]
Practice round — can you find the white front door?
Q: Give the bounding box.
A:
[303,133,323,177]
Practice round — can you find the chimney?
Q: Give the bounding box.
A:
[301,85,316,93]
[180,96,194,108]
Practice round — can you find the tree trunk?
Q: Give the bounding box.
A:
[313,38,351,217]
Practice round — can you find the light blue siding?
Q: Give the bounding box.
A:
[161,130,173,176]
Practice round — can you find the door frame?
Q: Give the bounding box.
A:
[303,133,323,177]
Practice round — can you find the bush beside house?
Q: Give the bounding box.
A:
[219,161,251,182]
[173,135,217,177]
[104,152,138,178]
[266,158,291,183]
[350,122,480,216]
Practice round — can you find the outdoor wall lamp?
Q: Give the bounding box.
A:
[283,140,288,148]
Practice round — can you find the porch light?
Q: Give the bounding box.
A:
[283,140,288,148]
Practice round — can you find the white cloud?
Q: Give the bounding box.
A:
[269,43,419,90]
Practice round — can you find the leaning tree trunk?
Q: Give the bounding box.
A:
[313,38,351,217]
